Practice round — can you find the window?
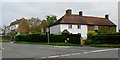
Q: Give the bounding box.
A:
[68,24,72,29]
[77,25,81,29]
[109,26,112,30]
[94,25,98,30]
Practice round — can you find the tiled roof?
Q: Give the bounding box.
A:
[51,14,116,26]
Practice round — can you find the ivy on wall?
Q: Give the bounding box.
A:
[98,26,116,34]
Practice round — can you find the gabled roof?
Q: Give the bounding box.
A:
[62,29,70,34]
[10,20,21,26]
[51,9,116,27]
[51,15,116,26]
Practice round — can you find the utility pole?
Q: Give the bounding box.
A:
[46,28,49,43]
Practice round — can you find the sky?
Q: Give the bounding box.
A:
[0,0,119,31]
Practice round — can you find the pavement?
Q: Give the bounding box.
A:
[0,43,119,59]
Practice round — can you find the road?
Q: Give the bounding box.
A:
[0,43,119,60]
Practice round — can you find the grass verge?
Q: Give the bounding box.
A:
[0,40,11,42]
[14,41,81,46]
[89,44,120,48]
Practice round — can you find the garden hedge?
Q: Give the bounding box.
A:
[16,34,81,44]
[90,33,120,44]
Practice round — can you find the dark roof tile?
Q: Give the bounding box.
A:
[51,14,116,26]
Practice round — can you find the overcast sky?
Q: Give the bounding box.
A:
[0,0,119,31]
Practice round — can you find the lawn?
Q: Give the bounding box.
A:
[14,41,81,46]
[0,40,11,42]
[1,40,120,47]
[90,44,120,48]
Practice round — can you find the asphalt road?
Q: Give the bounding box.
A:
[0,43,119,59]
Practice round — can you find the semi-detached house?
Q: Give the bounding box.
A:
[50,9,116,39]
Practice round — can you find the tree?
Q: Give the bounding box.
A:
[2,25,7,36]
[29,18,42,34]
[41,20,49,33]
[46,15,57,26]
[18,18,30,33]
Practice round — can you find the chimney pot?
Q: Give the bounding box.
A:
[79,11,83,16]
[105,14,109,19]
[66,9,72,16]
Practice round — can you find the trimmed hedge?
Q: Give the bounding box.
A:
[16,34,81,44]
[90,33,120,44]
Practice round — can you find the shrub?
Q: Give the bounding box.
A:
[16,34,81,44]
[84,39,93,45]
[87,31,97,39]
[91,33,120,44]
[68,34,81,44]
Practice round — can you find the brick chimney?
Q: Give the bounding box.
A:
[105,14,109,19]
[79,11,83,16]
[66,9,72,16]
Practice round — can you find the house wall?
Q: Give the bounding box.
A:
[50,24,61,34]
[10,24,19,30]
[88,25,116,33]
[88,26,94,31]
[98,26,116,33]
[60,24,88,39]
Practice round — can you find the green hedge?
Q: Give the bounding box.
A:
[90,33,120,44]
[16,34,81,44]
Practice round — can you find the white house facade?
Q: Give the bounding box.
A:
[50,9,116,40]
[50,24,88,39]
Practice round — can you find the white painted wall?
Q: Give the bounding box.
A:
[10,24,19,30]
[50,24,88,39]
[50,24,61,34]
[60,24,87,39]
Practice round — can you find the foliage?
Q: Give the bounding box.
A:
[46,15,57,26]
[98,26,116,34]
[29,18,42,33]
[19,18,30,33]
[2,25,7,36]
[41,20,49,33]
[84,39,93,45]
[88,33,120,44]
[87,31,97,39]
[16,34,81,44]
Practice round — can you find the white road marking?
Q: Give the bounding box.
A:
[71,53,81,55]
[47,55,60,58]
[83,52,90,54]
[41,57,47,59]
[0,47,4,50]
[54,46,72,48]
[41,48,118,58]
[61,54,71,57]
[88,48,118,53]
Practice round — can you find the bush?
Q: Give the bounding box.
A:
[68,34,81,44]
[49,34,65,42]
[28,34,47,42]
[87,31,97,39]
[16,35,29,41]
[16,34,81,44]
[91,33,120,44]
[84,39,93,45]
